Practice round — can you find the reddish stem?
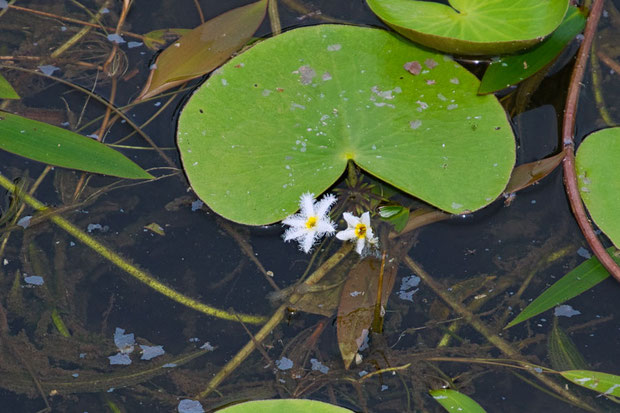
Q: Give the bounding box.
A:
[562,0,620,281]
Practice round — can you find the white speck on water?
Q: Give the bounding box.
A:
[140,345,165,360]
[0,0,8,8]
[310,358,329,374]
[178,399,205,413]
[72,373,79,378]
[381,385,389,391]
[359,370,368,377]
[60,26,67,31]
[114,328,135,353]
[149,63,157,70]
[410,120,422,129]
[200,342,215,351]
[24,275,44,286]
[17,215,32,228]
[447,104,458,110]
[108,353,132,365]
[191,200,203,211]
[327,44,342,51]
[38,65,60,76]
[87,223,103,233]
[101,7,109,13]
[107,34,125,44]
[577,247,591,259]
[163,363,177,368]
[350,291,363,297]
[128,41,143,48]
[555,304,581,318]
[276,357,294,370]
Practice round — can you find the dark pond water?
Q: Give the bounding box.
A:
[1,0,620,412]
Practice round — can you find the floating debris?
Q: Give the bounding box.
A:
[327,44,342,51]
[113,328,135,354]
[38,65,60,76]
[140,345,165,360]
[107,34,125,44]
[108,353,132,365]
[275,357,294,370]
[17,216,32,229]
[404,61,422,75]
[24,275,44,286]
[178,399,205,413]
[397,275,420,302]
[310,358,329,374]
[127,41,143,48]
[554,305,581,318]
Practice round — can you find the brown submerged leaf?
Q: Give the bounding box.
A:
[137,0,268,100]
[337,257,398,369]
[503,151,564,195]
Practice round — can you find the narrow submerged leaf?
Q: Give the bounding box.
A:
[216,399,354,412]
[0,112,152,179]
[505,248,619,329]
[366,0,569,55]
[379,205,410,232]
[548,319,588,371]
[503,152,564,194]
[576,127,620,248]
[337,258,398,369]
[429,389,487,413]
[479,6,586,94]
[561,370,620,397]
[138,0,267,100]
[0,72,20,99]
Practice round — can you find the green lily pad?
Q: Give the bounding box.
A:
[216,399,353,412]
[366,0,569,55]
[177,25,515,225]
[576,128,620,247]
[0,72,20,99]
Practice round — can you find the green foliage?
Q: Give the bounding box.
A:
[0,112,152,179]
[0,72,20,99]
[561,370,620,397]
[505,248,620,329]
[576,127,620,248]
[479,6,586,94]
[216,399,353,412]
[379,205,410,232]
[177,25,515,225]
[429,389,487,413]
[365,0,569,55]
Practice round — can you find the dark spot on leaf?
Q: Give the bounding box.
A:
[276,88,284,92]
[471,124,477,131]
[253,84,258,87]
[495,126,501,130]
[199,109,204,114]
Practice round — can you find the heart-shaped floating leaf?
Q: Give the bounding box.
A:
[0,112,152,179]
[177,25,515,225]
[366,0,569,55]
[479,6,586,94]
[576,127,620,247]
[216,399,353,413]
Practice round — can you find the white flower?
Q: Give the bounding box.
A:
[336,212,379,255]
[282,192,337,253]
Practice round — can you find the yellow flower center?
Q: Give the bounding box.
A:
[305,216,318,229]
[355,223,367,239]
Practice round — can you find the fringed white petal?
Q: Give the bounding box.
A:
[301,232,316,253]
[316,219,336,235]
[299,192,315,217]
[315,193,337,217]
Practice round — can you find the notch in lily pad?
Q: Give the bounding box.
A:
[366,0,569,55]
[177,25,515,225]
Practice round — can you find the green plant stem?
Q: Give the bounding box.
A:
[404,256,596,412]
[197,243,352,399]
[0,171,266,325]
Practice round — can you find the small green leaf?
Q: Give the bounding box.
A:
[138,0,267,100]
[379,205,410,232]
[561,370,620,397]
[505,248,620,329]
[479,6,586,94]
[0,112,152,179]
[178,25,515,225]
[216,399,354,412]
[0,72,20,100]
[142,28,191,50]
[576,127,620,248]
[366,0,569,55]
[430,389,487,413]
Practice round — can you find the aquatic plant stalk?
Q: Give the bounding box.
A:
[198,243,352,398]
[0,172,266,325]
[404,256,596,412]
[561,0,620,282]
